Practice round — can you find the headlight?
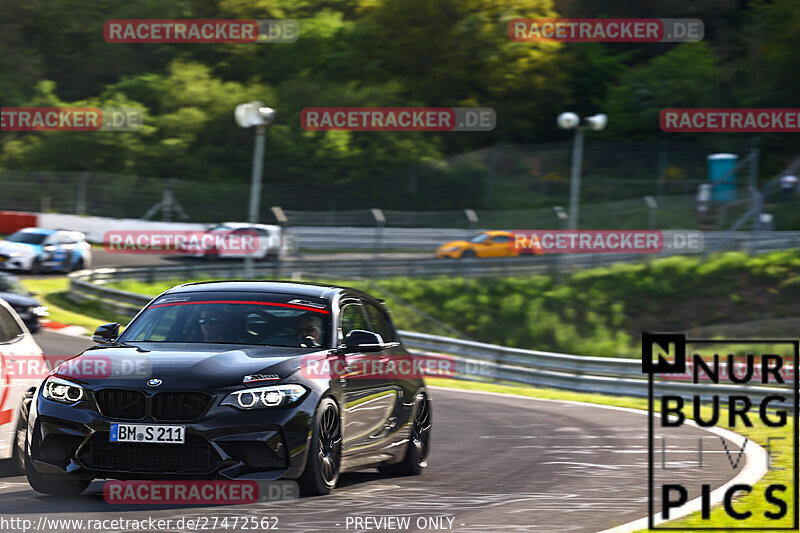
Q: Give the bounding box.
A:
[33,306,49,317]
[9,252,27,258]
[442,246,460,252]
[221,384,307,410]
[42,377,84,404]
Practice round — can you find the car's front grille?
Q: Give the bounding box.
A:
[78,433,221,474]
[153,392,213,421]
[93,390,213,421]
[95,390,146,420]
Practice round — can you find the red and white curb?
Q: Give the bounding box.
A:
[40,320,89,337]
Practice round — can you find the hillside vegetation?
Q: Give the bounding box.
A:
[109,249,800,357]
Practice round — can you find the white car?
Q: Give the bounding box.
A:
[0,228,92,273]
[0,298,46,473]
[179,222,287,260]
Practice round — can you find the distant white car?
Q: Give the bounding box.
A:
[0,228,92,273]
[0,298,46,473]
[179,222,286,260]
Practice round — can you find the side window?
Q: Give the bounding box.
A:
[493,235,510,244]
[0,306,23,342]
[364,302,396,342]
[339,303,369,340]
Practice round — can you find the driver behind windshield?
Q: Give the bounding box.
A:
[197,306,232,342]
[297,315,324,347]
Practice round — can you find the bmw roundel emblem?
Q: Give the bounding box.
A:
[147,378,163,387]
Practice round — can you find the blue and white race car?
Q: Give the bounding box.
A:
[0,228,92,273]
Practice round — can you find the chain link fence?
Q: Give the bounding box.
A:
[0,138,771,228]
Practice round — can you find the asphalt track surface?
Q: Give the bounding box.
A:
[0,330,745,533]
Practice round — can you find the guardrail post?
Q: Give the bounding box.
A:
[465,209,478,230]
[371,208,385,276]
[271,206,289,277]
[147,267,156,284]
[76,173,89,215]
[644,195,657,229]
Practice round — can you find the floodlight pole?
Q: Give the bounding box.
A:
[568,128,584,231]
[248,126,266,225]
[244,125,266,278]
[558,112,606,231]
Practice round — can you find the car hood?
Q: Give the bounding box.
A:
[0,241,39,255]
[56,343,329,390]
[0,291,39,308]
[438,240,469,250]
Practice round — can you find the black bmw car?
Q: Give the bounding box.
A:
[0,271,48,333]
[24,281,432,496]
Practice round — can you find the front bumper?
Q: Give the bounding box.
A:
[435,249,463,258]
[29,390,318,481]
[0,254,34,271]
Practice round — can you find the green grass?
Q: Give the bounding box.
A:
[21,278,132,334]
[427,378,796,531]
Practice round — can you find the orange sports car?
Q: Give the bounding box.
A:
[436,230,542,259]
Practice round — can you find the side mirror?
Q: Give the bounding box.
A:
[341,330,395,354]
[93,322,120,344]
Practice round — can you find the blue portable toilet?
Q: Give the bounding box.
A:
[707,153,738,202]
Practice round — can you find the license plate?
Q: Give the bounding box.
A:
[110,423,185,444]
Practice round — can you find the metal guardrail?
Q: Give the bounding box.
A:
[66,230,800,282]
[399,331,794,408]
[74,255,606,280]
[67,270,795,408]
[291,228,800,252]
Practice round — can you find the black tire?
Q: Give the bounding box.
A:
[71,257,84,272]
[298,398,342,496]
[30,258,41,275]
[21,394,90,495]
[460,249,475,259]
[379,392,431,476]
[25,451,90,496]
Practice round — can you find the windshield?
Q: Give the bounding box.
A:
[469,233,490,243]
[0,275,27,295]
[6,231,47,245]
[119,291,331,348]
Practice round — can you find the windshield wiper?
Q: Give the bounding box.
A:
[108,340,150,352]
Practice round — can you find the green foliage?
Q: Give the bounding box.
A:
[3,0,800,205]
[111,249,800,358]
